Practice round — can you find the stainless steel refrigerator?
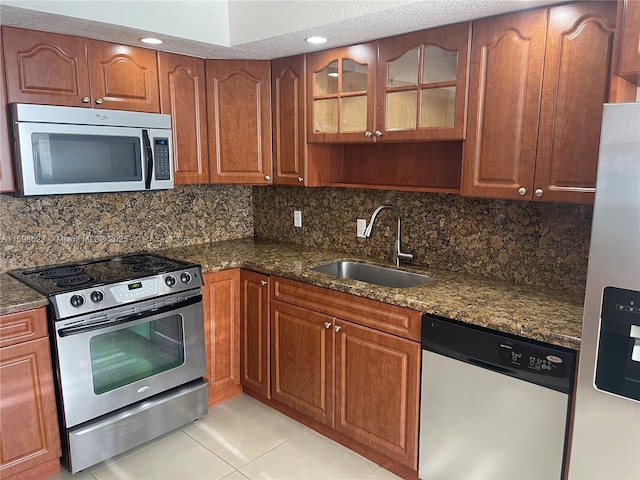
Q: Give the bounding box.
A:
[569,102,640,479]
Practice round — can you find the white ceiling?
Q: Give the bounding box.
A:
[0,0,562,60]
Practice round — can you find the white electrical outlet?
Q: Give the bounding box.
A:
[294,210,302,227]
[356,219,367,238]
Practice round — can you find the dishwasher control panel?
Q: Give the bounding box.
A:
[422,314,576,393]
[498,342,566,377]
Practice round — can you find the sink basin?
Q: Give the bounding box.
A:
[310,261,434,288]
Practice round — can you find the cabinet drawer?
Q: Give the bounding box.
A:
[0,308,48,348]
[271,277,421,341]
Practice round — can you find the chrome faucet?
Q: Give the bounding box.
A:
[363,204,413,267]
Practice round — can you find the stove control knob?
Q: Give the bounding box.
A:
[90,290,104,303]
[165,275,177,287]
[180,272,192,284]
[70,294,85,308]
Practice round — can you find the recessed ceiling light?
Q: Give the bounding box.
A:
[140,37,163,45]
[306,36,327,44]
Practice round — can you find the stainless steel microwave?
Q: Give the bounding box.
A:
[9,103,173,196]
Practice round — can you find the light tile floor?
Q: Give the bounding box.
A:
[48,394,402,480]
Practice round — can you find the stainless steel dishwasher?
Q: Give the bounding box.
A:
[419,315,576,480]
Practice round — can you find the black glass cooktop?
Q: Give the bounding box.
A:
[9,253,199,295]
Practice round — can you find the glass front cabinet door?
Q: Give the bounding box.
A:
[307,42,377,143]
[376,22,470,141]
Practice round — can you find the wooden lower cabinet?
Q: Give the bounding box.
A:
[269,277,420,470]
[240,270,271,398]
[202,270,242,405]
[0,308,61,480]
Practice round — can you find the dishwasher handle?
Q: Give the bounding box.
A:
[467,357,513,375]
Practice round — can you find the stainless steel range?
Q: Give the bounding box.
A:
[10,253,209,473]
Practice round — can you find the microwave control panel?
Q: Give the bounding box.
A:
[154,138,171,180]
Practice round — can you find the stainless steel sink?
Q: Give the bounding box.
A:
[310,261,434,288]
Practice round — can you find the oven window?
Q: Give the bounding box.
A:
[32,133,142,184]
[89,315,185,395]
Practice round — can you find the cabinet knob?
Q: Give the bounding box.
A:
[95,98,103,105]
[297,177,304,183]
[82,96,90,104]
[324,322,332,329]
[264,175,271,181]
[518,187,527,196]
[374,130,382,137]
[364,131,372,138]
[260,280,267,286]
[334,325,342,332]
[534,188,543,197]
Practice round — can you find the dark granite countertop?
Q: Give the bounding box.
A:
[158,238,584,350]
[0,237,584,349]
[0,273,49,315]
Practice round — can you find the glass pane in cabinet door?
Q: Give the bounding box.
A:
[386,91,417,129]
[314,98,338,133]
[341,95,367,132]
[388,48,419,87]
[421,87,456,127]
[342,59,368,92]
[315,61,339,96]
[423,46,457,84]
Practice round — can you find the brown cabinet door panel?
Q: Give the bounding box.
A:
[0,337,61,478]
[206,60,272,184]
[461,9,547,200]
[619,0,640,82]
[534,1,616,204]
[240,270,270,398]
[272,55,307,185]
[0,33,15,192]
[2,26,90,106]
[203,270,241,403]
[0,308,47,348]
[158,52,209,184]
[87,39,159,112]
[335,320,419,469]
[271,300,334,427]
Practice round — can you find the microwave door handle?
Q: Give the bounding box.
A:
[142,129,153,189]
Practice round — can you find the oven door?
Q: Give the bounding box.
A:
[53,291,205,427]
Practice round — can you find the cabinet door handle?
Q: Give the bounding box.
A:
[374,130,382,137]
[334,325,341,332]
[364,130,372,138]
[534,188,543,197]
[95,98,103,105]
[264,175,271,181]
[260,280,267,286]
[324,322,332,329]
[518,187,527,196]
[82,96,90,103]
[297,177,304,183]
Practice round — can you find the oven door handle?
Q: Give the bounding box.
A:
[57,294,202,337]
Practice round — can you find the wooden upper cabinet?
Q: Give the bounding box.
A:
[461,8,548,201]
[158,52,209,184]
[86,39,159,112]
[206,60,272,184]
[376,22,471,141]
[619,0,640,84]
[535,1,616,204]
[307,42,377,143]
[2,26,91,107]
[0,33,15,193]
[2,27,159,112]
[272,55,307,185]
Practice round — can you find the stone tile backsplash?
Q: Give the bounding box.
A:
[0,185,253,272]
[253,186,593,296]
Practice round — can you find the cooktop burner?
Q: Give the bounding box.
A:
[9,252,199,296]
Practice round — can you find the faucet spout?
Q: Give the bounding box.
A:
[363,204,413,267]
